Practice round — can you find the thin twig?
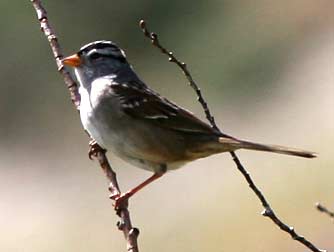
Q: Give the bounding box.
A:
[30,1,80,109]
[139,19,326,252]
[30,1,139,251]
[316,202,334,220]
[139,20,219,132]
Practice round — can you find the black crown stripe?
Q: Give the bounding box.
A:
[79,40,119,54]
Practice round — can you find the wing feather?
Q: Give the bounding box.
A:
[110,83,217,135]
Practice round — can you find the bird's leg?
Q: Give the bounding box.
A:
[111,165,167,209]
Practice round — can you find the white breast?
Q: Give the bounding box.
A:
[79,85,107,148]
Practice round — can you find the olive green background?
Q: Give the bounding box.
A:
[0,1,333,251]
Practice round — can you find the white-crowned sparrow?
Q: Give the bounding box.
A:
[62,40,316,204]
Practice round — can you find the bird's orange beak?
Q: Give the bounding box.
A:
[62,53,82,67]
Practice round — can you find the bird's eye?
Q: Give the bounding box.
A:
[89,52,103,60]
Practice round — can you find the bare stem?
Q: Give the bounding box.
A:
[139,20,219,132]
[30,1,139,251]
[316,202,334,220]
[139,19,326,252]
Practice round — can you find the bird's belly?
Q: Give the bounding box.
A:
[80,101,187,171]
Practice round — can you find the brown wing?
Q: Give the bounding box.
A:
[111,83,218,135]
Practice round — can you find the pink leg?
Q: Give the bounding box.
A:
[111,169,166,209]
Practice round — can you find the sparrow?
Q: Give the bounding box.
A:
[62,40,316,206]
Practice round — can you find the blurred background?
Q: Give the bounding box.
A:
[0,0,333,251]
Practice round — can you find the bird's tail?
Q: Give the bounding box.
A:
[218,137,317,158]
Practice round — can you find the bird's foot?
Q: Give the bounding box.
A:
[110,192,132,210]
[88,140,105,160]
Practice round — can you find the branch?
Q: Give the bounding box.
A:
[139,19,326,252]
[316,202,334,220]
[30,1,139,251]
[139,20,219,132]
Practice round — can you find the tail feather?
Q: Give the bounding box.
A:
[218,137,317,158]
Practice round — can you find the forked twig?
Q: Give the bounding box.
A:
[30,1,139,251]
[316,202,334,220]
[139,19,326,252]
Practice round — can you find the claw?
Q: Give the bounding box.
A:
[109,192,120,200]
[88,140,105,159]
[111,192,132,210]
